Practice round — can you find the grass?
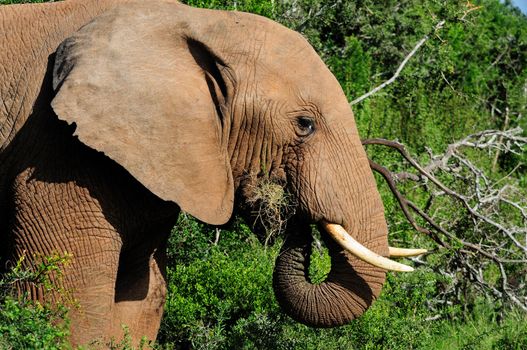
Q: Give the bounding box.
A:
[245,176,294,243]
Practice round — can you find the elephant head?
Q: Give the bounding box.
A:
[50,1,422,326]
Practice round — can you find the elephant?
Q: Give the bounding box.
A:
[0,0,425,346]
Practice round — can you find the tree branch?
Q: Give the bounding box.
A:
[363,127,527,312]
[350,20,445,105]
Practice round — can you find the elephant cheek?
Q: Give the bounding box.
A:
[272,224,386,327]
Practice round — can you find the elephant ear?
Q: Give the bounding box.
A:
[51,8,234,225]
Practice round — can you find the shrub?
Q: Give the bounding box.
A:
[0,254,71,350]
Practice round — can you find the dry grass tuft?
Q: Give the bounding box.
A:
[245,177,295,244]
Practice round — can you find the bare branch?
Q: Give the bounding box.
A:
[363,127,527,312]
[350,20,445,106]
[492,107,510,172]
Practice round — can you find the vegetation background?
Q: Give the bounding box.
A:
[0,0,526,349]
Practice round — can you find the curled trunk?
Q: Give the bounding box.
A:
[273,223,386,327]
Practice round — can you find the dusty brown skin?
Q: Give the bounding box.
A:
[0,0,389,345]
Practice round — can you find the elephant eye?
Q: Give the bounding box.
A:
[296,116,315,137]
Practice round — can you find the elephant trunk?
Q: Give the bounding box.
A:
[271,111,422,325]
[272,221,387,327]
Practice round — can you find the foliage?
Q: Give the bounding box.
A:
[159,215,527,349]
[0,254,71,350]
[99,325,153,350]
[159,215,275,348]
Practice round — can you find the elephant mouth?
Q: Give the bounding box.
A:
[319,220,427,272]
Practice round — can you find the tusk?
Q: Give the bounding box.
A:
[389,247,427,257]
[320,220,414,272]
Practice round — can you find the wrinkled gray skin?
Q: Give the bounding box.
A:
[0,0,388,345]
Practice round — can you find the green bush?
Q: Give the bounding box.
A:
[159,217,527,349]
[0,297,69,350]
[159,216,277,348]
[0,254,71,350]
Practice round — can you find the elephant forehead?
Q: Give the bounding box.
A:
[248,54,347,115]
[252,68,351,123]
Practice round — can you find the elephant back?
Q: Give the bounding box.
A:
[0,0,127,153]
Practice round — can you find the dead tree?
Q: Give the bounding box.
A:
[363,127,527,313]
